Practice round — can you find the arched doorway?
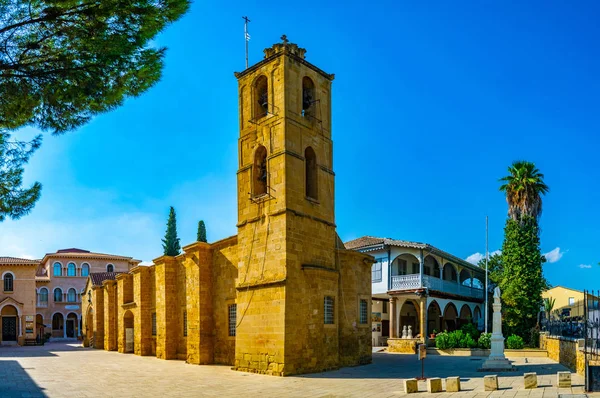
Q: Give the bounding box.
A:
[459,304,473,328]
[66,312,78,338]
[36,314,44,343]
[399,300,420,336]
[443,303,458,331]
[443,263,458,282]
[391,254,420,276]
[427,301,442,336]
[424,255,441,278]
[52,313,64,338]
[1,305,19,343]
[474,306,483,330]
[123,310,134,353]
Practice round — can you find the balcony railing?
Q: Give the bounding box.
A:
[390,273,484,300]
[37,301,48,308]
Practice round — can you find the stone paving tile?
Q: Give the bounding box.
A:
[1,343,599,398]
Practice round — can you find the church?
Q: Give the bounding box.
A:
[82,36,373,376]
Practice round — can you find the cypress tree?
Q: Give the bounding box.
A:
[197,220,207,243]
[162,207,181,256]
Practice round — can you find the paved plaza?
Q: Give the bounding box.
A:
[0,342,597,398]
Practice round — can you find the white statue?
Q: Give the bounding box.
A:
[407,325,413,339]
[481,286,514,370]
[402,325,408,339]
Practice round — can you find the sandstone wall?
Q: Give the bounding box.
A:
[540,333,585,375]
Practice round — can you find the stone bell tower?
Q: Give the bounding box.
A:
[233,36,340,375]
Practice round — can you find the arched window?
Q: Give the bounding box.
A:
[81,263,90,277]
[39,288,48,305]
[3,273,14,292]
[253,145,268,197]
[67,262,76,277]
[67,288,77,302]
[302,76,315,118]
[305,147,318,200]
[254,75,268,119]
[54,288,63,302]
[53,262,62,276]
[106,264,114,273]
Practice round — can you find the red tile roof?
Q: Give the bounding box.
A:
[89,272,122,286]
[56,248,91,253]
[0,256,40,265]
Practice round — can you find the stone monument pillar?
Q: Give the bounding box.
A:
[481,287,514,371]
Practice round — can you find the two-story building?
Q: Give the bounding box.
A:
[345,237,486,347]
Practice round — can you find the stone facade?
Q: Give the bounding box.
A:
[82,37,373,376]
[539,333,585,375]
[0,258,38,345]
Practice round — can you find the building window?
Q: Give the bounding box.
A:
[324,296,335,325]
[372,258,384,283]
[253,145,268,197]
[302,76,315,118]
[359,299,368,324]
[254,75,268,119]
[228,304,237,337]
[569,297,575,306]
[39,288,48,305]
[152,313,157,336]
[67,288,76,302]
[183,311,187,337]
[54,288,63,302]
[81,263,90,277]
[53,262,62,276]
[3,273,14,292]
[106,264,114,272]
[305,146,318,200]
[382,301,388,314]
[67,262,76,276]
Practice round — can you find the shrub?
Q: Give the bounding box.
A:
[478,332,492,349]
[435,331,451,349]
[506,334,524,349]
[529,326,540,348]
[460,323,480,340]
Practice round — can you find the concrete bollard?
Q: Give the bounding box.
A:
[484,375,498,391]
[524,372,537,389]
[427,378,442,393]
[403,378,419,394]
[446,376,461,392]
[557,371,571,388]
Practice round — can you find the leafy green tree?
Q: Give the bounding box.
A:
[197,220,207,243]
[162,206,181,256]
[477,253,503,287]
[0,0,190,221]
[498,161,549,343]
[500,218,549,340]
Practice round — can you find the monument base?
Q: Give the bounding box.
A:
[479,358,516,372]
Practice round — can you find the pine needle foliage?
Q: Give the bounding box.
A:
[197,220,207,243]
[162,206,181,256]
[0,0,190,220]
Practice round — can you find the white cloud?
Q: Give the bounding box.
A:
[465,250,501,265]
[544,247,565,263]
[579,264,592,269]
[466,253,484,265]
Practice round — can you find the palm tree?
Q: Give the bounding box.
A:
[543,297,555,320]
[499,161,549,222]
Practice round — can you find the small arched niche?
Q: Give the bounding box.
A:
[254,75,268,119]
[253,145,268,197]
[305,146,318,200]
[302,76,315,118]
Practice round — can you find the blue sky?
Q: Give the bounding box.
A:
[1,1,599,289]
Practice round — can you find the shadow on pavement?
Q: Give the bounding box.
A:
[0,341,86,358]
[0,360,47,397]
[300,353,576,381]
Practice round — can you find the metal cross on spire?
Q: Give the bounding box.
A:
[280,34,288,44]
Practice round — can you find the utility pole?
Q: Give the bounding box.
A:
[242,16,251,69]
[485,215,489,334]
